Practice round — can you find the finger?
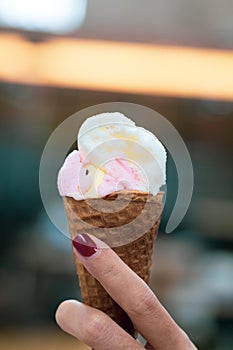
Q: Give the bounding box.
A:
[72,233,197,350]
[55,300,144,350]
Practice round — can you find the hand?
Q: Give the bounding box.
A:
[56,233,197,350]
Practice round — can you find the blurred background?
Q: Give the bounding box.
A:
[0,1,233,349]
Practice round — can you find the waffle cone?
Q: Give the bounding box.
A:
[63,190,163,338]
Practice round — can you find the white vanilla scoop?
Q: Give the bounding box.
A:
[77,112,166,197]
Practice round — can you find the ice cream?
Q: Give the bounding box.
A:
[58,112,166,199]
[57,111,166,339]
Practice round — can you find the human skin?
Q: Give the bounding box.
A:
[56,234,197,350]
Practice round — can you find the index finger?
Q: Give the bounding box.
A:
[72,233,197,350]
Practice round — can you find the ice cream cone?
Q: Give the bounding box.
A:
[63,190,163,338]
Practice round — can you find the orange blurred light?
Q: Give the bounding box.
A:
[0,33,233,100]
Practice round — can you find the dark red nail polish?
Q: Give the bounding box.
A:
[72,233,98,257]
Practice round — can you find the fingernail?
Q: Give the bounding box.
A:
[72,233,98,258]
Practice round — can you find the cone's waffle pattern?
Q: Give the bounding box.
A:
[63,190,163,337]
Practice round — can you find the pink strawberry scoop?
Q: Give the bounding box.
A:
[58,150,147,199]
